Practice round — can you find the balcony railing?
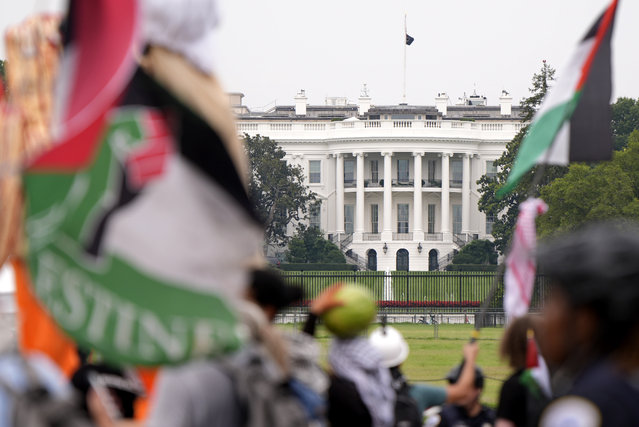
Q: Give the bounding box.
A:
[450,179,463,188]
[363,232,381,241]
[344,179,356,188]
[364,179,382,188]
[236,119,528,139]
[425,232,444,241]
[393,232,413,241]
[424,179,442,188]
[392,179,414,187]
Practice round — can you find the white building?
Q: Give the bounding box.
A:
[235,88,522,271]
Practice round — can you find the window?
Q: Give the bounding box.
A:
[367,249,377,271]
[428,204,436,234]
[344,205,354,234]
[428,249,439,271]
[451,159,462,187]
[309,160,321,183]
[396,249,409,271]
[486,161,497,179]
[397,203,409,233]
[486,214,494,235]
[310,203,321,229]
[428,159,437,182]
[397,159,409,182]
[453,204,462,234]
[370,160,379,183]
[344,160,355,184]
[371,204,379,233]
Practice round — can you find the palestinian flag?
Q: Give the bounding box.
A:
[22,0,263,366]
[498,0,619,197]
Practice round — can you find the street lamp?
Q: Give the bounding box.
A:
[383,242,388,254]
[417,242,423,254]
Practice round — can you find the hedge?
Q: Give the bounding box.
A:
[446,264,499,272]
[277,263,358,272]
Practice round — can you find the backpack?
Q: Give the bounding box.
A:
[391,371,422,427]
[0,354,93,427]
[224,344,314,427]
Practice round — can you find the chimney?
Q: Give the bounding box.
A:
[499,90,512,116]
[435,92,449,116]
[358,84,372,115]
[294,89,307,116]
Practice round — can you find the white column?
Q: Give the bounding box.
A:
[462,153,471,235]
[354,152,365,241]
[382,152,393,241]
[335,154,344,234]
[413,152,424,241]
[441,152,451,241]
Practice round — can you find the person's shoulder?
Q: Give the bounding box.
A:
[539,396,602,427]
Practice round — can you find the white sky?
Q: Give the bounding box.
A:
[1,0,638,290]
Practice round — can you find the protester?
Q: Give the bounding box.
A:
[424,364,495,427]
[303,284,395,427]
[535,222,639,426]
[368,324,480,424]
[495,315,549,427]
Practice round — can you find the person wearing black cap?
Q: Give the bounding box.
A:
[424,364,495,427]
[536,222,639,426]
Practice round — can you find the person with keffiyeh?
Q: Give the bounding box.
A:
[303,284,395,427]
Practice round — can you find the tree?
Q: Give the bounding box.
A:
[537,130,639,236]
[286,226,346,264]
[611,97,639,150]
[245,134,317,247]
[477,61,567,254]
[451,240,498,265]
[0,60,6,91]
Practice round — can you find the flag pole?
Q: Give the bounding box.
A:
[402,14,407,104]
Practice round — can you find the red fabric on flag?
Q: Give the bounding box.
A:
[504,198,548,320]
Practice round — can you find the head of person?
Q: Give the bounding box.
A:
[537,222,639,371]
[368,325,409,369]
[500,314,540,371]
[446,364,484,408]
[248,268,303,321]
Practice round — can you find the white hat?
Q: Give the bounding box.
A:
[369,326,409,368]
[141,0,219,74]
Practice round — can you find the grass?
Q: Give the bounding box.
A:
[278,323,510,408]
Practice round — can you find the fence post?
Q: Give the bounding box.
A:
[458,273,462,311]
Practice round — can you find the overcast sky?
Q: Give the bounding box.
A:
[0,0,637,291]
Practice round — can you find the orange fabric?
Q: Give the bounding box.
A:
[12,258,80,377]
[134,367,158,420]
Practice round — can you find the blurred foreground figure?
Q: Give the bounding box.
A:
[424,365,495,427]
[368,325,479,426]
[496,315,550,427]
[537,223,639,426]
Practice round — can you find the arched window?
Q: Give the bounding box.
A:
[367,249,377,271]
[396,249,409,271]
[429,249,439,271]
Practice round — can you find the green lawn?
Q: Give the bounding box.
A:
[278,323,510,408]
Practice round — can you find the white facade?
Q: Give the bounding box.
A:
[236,91,521,271]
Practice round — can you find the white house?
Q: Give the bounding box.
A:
[235,88,521,271]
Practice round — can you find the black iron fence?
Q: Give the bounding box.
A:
[280,271,551,315]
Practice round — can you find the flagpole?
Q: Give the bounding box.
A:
[402,14,407,104]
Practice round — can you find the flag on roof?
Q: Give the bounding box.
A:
[405,34,414,45]
[497,0,619,197]
[22,0,263,366]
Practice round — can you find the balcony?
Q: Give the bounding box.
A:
[450,179,463,188]
[425,232,443,241]
[393,232,413,241]
[363,232,381,241]
[424,179,442,188]
[344,179,356,188]
[392,179,414,187]
[364,179,382,188]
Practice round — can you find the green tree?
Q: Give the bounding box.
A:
[0,60,6,91]
[245,134,317,247]
[537,130,639,236]
[477,61,567,254]
[611,97,639,150]
[286,226,346,264]
[451,239,498,265]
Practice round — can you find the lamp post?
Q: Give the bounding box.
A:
[383,243,388,254]
[417,242,423,254]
